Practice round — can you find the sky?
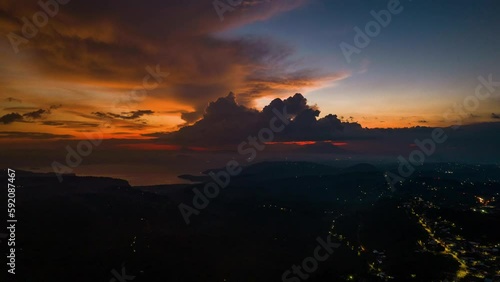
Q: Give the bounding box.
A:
[0,0,499,184]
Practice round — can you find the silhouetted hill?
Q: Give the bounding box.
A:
[338,163,379,174]
[177,174,210,182]
[205,161,337,176]
[1,168,130,191]
[2,162,498,282]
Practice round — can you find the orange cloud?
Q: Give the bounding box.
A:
[0,0,350,140]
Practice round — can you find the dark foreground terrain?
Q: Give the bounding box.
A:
[1,162,499,282]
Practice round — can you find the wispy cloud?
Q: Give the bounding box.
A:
[0,0,337,137]
[0,131,73,139]
[92,110,154,120]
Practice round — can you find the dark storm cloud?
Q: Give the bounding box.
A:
[149,92,500,160]
[181,111,204,124]
[156,93,360,146]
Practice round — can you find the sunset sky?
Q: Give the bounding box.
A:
[1,0,500,184]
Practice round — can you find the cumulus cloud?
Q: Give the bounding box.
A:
[156,93,361,146]
[181,111,204,124]
[0,0,346,129]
